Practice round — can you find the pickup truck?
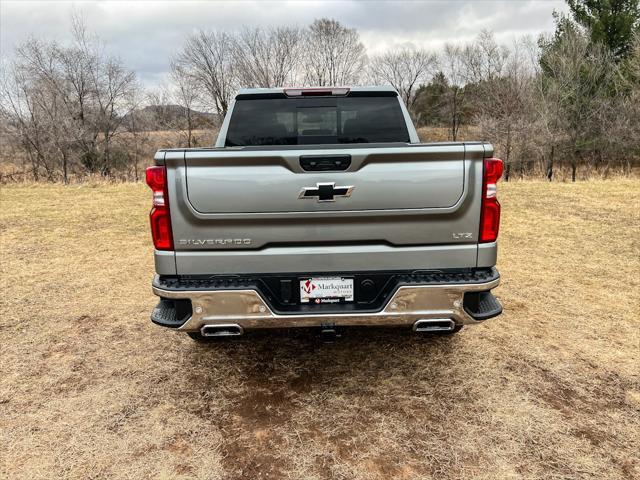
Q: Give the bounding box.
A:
[146,86,503,341]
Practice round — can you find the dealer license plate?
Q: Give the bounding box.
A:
[299,277,354,304]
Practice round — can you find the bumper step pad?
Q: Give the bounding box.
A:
[151,298,192,328]
[463,290,503,320]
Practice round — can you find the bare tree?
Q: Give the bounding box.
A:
[174,30,235,117]
[13,40,74,182]
[463,30,510,83]
[369,47,437,115]
[233,26,303,87]
[170,62,200,147]
[0,14,139,181]
[145,87,175,130]
[538,27,618,181]
[70,17,138,176]
[476,38,538,180]
[437,31,515,142]
[533,56,564,181]
[304,19,367,86]
[121,85,150,182]
[440,43,468,140]
[614,35,640,175]
[1,57,59,181]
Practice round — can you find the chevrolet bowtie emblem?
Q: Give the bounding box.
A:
[298,182,355,202]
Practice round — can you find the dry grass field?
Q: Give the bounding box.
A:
[1,180,639,480]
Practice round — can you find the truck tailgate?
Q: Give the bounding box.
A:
[160,142,488,274]
[184,146,464,213]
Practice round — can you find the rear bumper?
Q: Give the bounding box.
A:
[150,268,502,332]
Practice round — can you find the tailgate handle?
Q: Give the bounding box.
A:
[300,155,351,172]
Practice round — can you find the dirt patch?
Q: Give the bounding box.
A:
[234,389,291,427]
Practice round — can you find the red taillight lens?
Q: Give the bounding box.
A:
[145,166,173,250]
[480,158,503,243]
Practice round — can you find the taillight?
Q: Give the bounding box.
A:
[480,157,503,243]
[145,166,173,250]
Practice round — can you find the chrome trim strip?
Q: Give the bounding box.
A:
[152,277,499,331]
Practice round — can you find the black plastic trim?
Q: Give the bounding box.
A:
[300,154,351,171]
[347,91,398,97]
[463,290,503,320]
[150,298,192,328]
[235,92,287,100]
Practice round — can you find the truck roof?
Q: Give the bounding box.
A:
[235,85,398,97]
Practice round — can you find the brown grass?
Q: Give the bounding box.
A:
[1,180,639,479]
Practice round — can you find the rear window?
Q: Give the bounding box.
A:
[225,95,410,146]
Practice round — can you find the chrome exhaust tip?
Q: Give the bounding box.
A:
[412,318,456,333]
[200,324,244,337]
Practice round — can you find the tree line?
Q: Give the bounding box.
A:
[1,0,638,183]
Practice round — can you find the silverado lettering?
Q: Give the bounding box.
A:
[178,239,252,246]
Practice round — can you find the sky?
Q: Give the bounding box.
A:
[0,0,568,88]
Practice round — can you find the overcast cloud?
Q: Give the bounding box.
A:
[1,0,568,88]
